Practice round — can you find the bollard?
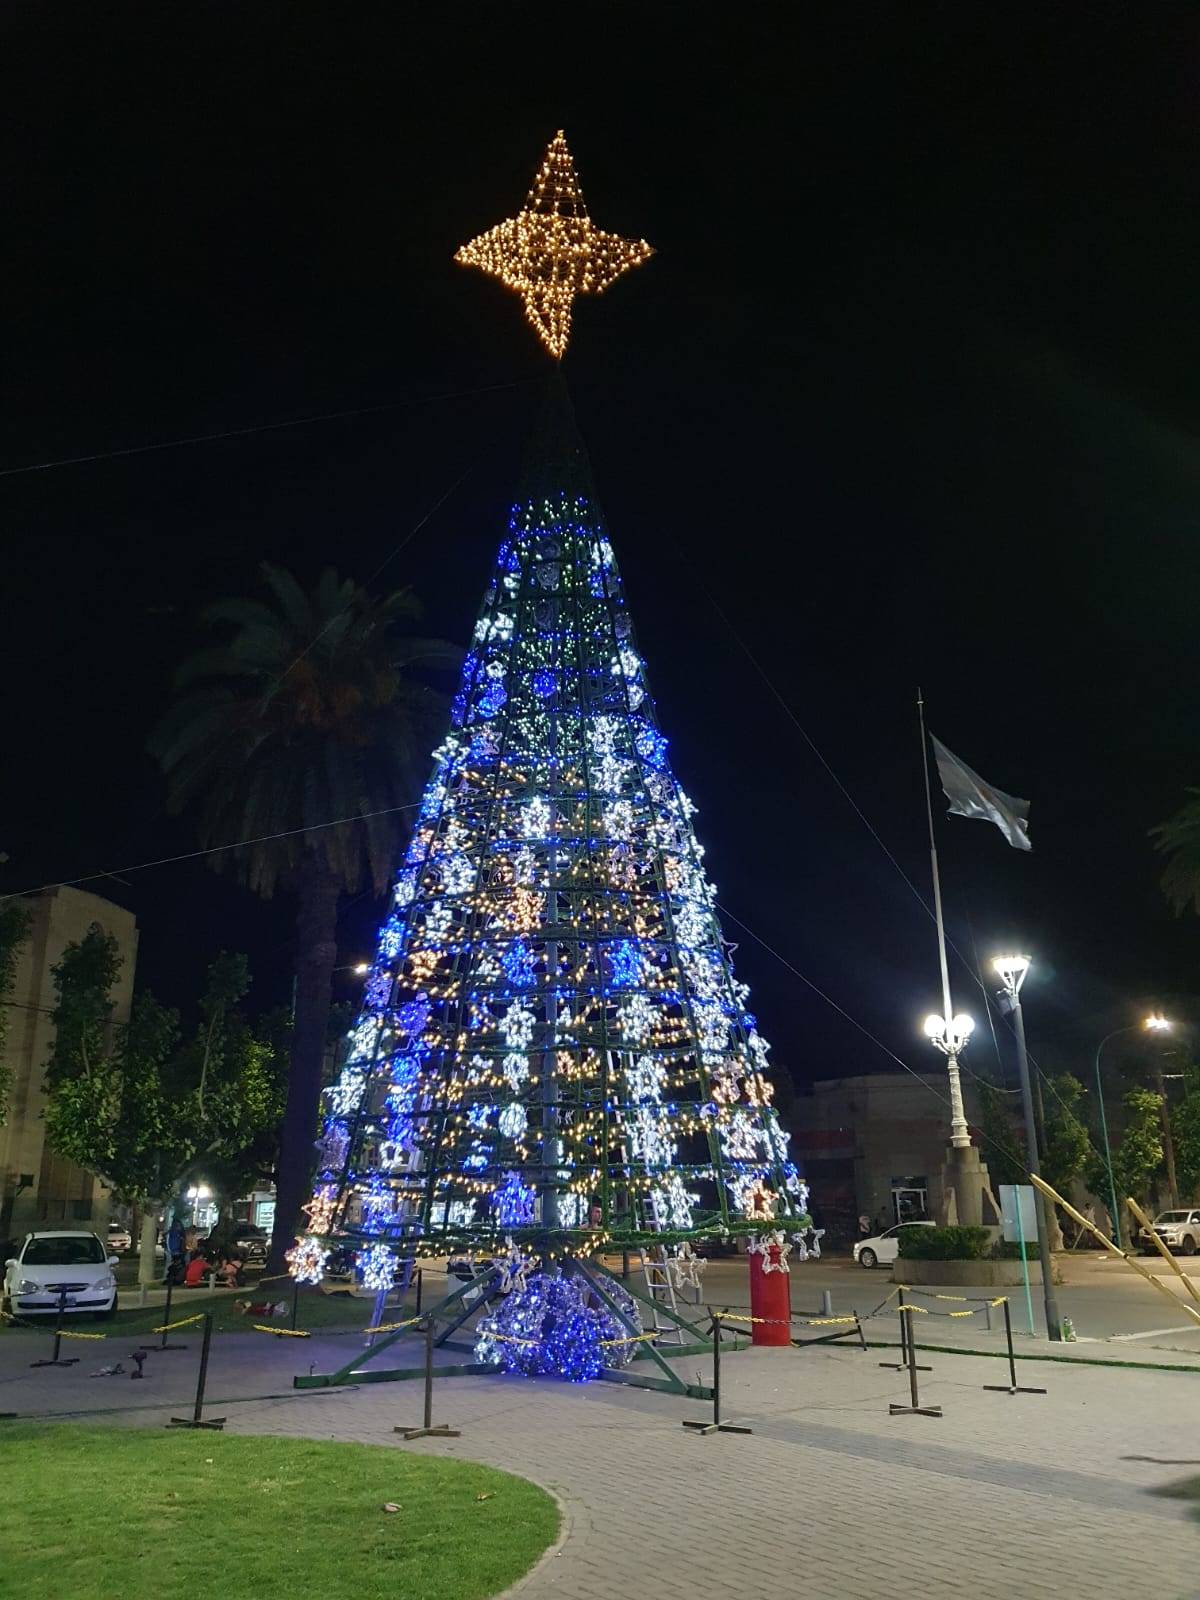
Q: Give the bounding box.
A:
[168,1314,225,1429]
[158,1277,188,1351]
[983,1299,1047,1396]
[30,1288,80,1369]
[889,1290,942,1418]
[682,1315,753,1436]
[820,1289,833,1317]
[394,1318,461,1440]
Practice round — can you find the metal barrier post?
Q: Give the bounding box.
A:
[31,1288,80,1369]
[415,1268,424,1314]
[158,1277,188,1351]
[879,1287,930,1371]
[983,1298,1047,1396]
[683,1314,753,1436]
[889,1291,942,1418]
[290,1278,300,1331]
[395,1317,461,1440]
[168,1313,225,1429]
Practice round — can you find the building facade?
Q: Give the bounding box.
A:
[794,1071,988,1245]
[0,886,138,1242]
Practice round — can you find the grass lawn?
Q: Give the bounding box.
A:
[0,1424,558,1600]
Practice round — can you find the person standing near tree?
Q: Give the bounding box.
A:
[163,1214,185,1283]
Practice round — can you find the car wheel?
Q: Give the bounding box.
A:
[859,1248,877,1269]
[1183,1236,1197,1257]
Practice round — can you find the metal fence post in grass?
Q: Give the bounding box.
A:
[983,1298,1047,1396]
[168,1313,225,1430]
[394,1317,461,1440]
[30,1288,80,1369]
[682,1314,753,1437]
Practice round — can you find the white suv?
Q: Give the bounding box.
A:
[3,1231,120,1319]
[1138,1210,1200,1257]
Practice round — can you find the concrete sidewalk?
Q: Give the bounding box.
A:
[6,1317,1199,1600]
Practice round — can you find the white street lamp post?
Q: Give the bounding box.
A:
[923,1011,975,1149]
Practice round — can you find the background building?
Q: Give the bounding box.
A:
[794,1071,988,1244]
[0,886,138,1242]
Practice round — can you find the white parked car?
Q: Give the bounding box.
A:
[3,1231,120,1319]
[1138,1209,1200,1257]
[853,1219,936,1269]
[106,1221,132,1253]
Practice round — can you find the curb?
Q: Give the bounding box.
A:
[862,1338,1200,1375]
[494,1480,574,1600]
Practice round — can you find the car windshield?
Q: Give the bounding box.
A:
[1156,1212,1193,1224]
[23,1236,106,1266]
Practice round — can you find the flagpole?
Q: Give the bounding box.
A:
[917,689,971,1152]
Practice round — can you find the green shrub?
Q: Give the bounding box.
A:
[994,1239,1039,1259]
[897,1224,990,1260]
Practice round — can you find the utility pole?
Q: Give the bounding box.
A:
[993,956,1063,1342]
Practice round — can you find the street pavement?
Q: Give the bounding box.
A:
[4,1263,1200,1600]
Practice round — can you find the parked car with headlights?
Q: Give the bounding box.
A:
[852,1218,936,1269]
[231,1222,270,1262]
[2,1231,120,1318]
[1138,1209,1200,1256]
[106,1221,132,1253]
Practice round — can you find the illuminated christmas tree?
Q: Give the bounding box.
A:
[291,134,808,1378]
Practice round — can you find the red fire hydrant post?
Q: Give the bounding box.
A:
[748,1235,791,1346]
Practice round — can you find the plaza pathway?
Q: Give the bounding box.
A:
[5,1317,1197,1600]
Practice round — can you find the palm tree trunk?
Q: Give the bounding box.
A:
[266,858,340,1275]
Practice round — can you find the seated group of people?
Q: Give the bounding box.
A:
[166,1223,246,1289]
[182,1248,245,1289]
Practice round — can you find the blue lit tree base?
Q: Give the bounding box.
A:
[475,1270,643,1383]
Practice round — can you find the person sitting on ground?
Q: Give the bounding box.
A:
[183,1250,211,1288]
[215,1253,244,1289]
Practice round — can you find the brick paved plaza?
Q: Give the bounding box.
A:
[4,1308,1198,1600]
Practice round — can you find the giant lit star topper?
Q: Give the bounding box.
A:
[455,130,653,359]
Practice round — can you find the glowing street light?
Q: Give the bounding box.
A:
[921,1011,975,1150]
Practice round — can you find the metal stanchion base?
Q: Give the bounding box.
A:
[878,1360,931,1371]
[31,1357,79,1368]
[681,1418,753,1435]
[888,1404,942,1418]
[156,1342,188,1352]
[394,1424,461,1440]
[983,1383,1047,1395]
[168,1417,226,1430]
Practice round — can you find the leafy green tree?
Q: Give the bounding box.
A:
[1170,1058,1200,1202]
[0,902,32,1122]
[1041,1074,1092,1193]
[44,930,289,1281]
[1110,1087,1165,1207]
[978,1081,1025,1188]
[44,924,123,1091]
[149,564,459,1272]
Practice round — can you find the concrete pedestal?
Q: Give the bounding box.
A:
[942,1144,991,1228]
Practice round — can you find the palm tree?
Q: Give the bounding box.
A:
[1152,792,1200,914]
[150,564,459,1273]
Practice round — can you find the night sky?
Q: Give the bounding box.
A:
[5,5,1199,1095]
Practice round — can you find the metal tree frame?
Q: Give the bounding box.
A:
[292,375,808,1317]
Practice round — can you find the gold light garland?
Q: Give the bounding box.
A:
[455,130,653,359]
